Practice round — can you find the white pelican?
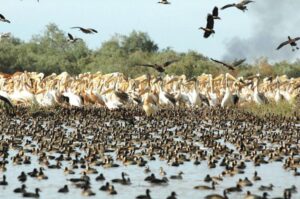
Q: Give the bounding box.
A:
[221,73,236,108]
[253,74,269,105]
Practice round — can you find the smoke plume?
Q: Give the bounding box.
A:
[222,0,300,63]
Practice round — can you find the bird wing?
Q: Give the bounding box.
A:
[241,0,254,5]
[221,4,236,10]
[139,64,156,68]
[294,37,300,41]
[204,31,212,38]
[232,58,246,66]
[162,60,179,67]
[206,14,214,29]
[0,14,5,20]
[71,27,83,30]
[210,58,235,70]
[67,33,74,40]
[212,7,219,17]
[276,40,289,50]
[88,28,98,33]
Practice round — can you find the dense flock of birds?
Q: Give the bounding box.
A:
[0,102,299,199]
[0,71,299,116]
[1,1,300,199]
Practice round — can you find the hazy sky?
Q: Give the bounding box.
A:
[1,0,299,62]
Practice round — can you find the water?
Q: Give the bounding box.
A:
[0,118,299,199]
[1,147,299,198]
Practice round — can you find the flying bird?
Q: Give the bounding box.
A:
[199,14,215,38]
[212,7,221,20]
[221,0,254,12]
[67,33,82,43]
[210,58,246,70]
[158,0,171,4]
[71,27,98,34]
[276,36,300,51]
[136,60,179,73]
[0,14,10,23]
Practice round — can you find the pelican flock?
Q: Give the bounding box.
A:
[0,71,299,116]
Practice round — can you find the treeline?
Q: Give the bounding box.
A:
[0,23,300,78]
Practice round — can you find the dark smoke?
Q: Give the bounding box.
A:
[222,0,300,63]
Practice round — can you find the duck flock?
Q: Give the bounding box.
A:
[1,0,300,199]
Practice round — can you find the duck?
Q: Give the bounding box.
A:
[109,185,117,195]
[225,184,242,193]
[111,172,131,185]
[0,175,8,186]
[136,189,151,199]
[200,14,215,38]
[18,172,27,182]
[253,171,261,181]
[81,187,96,196]
[95,173,105,181]
[14,184,27,193]
[244,191,269,199]
[259,184,274,191]
[58,185,69,193]
[99,182,110,191]
[158,0,171,5]
[166,191,177,199]
[277,36,300,51]
[23,188,41,198]
[194,181,216,190]
[170,171,183,180]
[205,190,228,199]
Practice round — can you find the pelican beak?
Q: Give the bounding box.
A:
[213,74,223,81]
[227,73,237,81]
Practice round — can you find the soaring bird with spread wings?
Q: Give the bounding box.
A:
[71,27,98,34]
[277,36,300,51]
[136,60,179,73]
[221,0,254,12]
[210,58,246,70]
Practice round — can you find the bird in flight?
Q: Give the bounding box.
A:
[210,58,246,70]
[67,33,82,43]
[212,7,221,20]
[199,14,215,38]
[158,0,171,5]
[221,0,254,12]
[71,27,98,34]
[0,14,10,23]
[136,60,179,73]
[276,36,300,51]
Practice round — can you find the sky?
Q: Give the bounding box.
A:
[1,0,300,63]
